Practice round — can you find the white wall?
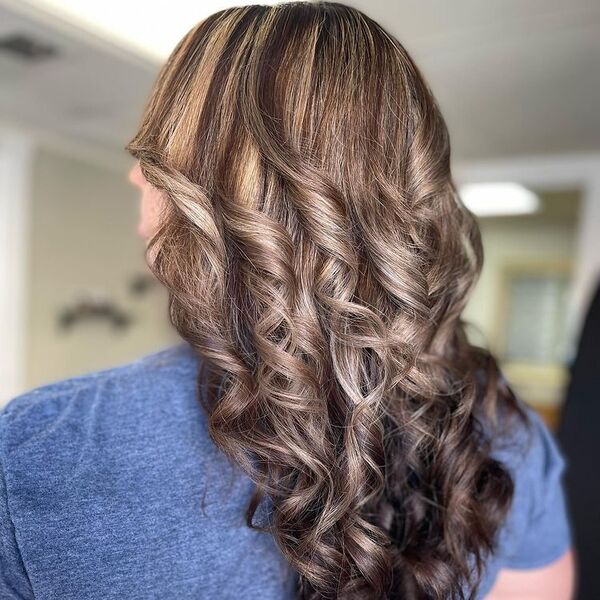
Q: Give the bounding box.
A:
[22,144,177,393]
[0,132,34,402]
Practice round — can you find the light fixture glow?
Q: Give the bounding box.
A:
[458,183,540,217]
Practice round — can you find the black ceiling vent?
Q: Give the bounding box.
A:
[0,32,57,61]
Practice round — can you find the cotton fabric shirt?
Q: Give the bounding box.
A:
[0,341,573,599]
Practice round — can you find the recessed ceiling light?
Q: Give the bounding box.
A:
[458,183,540,217]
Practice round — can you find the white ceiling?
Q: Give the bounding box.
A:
[0,0,598,167]
[5,0,282,62]
[362,0,600,160]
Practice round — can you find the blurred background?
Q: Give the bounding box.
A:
[0,0,598,595]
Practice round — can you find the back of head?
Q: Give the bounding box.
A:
[125,2,527,598]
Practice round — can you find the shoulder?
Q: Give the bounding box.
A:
[491,403,567,513]
[489,401,573,571]
[472,401,573,598]
[0,341,201,456]
[0,342,197,598]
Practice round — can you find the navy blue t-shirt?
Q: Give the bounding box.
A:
[0,342,573,599]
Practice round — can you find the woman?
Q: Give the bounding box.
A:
[0,2,575,599]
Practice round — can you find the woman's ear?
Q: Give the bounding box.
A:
[127,160,145,188]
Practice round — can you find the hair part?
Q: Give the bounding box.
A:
[126,2,529,598]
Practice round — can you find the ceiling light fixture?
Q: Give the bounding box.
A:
[458,182,540,217]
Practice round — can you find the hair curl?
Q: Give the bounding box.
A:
[125,3,530,598]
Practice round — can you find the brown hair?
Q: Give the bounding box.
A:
[125,2,529,598]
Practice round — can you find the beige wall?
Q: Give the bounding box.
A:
[464,216,577,351]
[25,147,177,389]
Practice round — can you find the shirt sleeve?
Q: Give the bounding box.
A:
[498,405,574,570]
[0,411,35,598]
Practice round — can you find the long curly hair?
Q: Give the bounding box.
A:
[125,2,530,598]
